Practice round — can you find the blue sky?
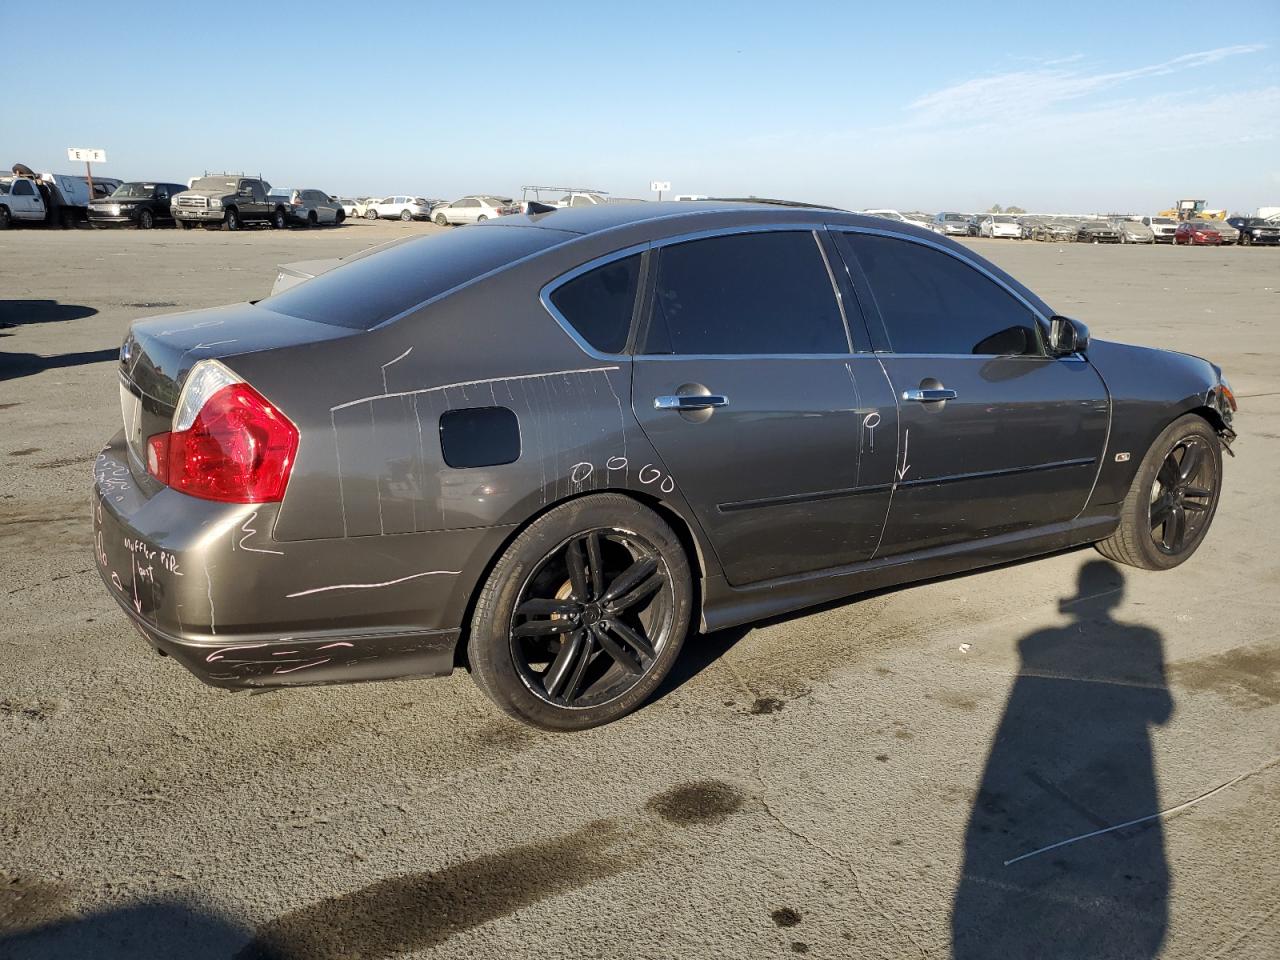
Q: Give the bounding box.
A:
[7,0,1278,212]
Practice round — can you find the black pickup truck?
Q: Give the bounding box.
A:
[170,175,288,231]
[1226,216,1280,246]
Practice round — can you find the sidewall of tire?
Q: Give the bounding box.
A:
[468,495,692,730]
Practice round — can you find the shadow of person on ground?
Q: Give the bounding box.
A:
[0,300,112,382]
[951,559,1173,959]
[0,895,250,960]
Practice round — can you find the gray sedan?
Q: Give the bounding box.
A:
[94,202,1237,729]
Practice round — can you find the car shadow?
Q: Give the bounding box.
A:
[951,559,1172,958]
[0,300,113,382]
[0,895,250,960]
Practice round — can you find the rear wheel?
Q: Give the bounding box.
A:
[468,494,692,730]
[138,208,155,230]
[335,209,345,225]
[271,208,287,230]
[307,211,318,228]
[1096,414,1222,570]
[0,206,10,230]
[435,213,447,226]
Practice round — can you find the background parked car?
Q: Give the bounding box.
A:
[933,212,971,237]
[1227,216,1280,246]
[1077,220,1121,244]
[1141,215,1178,242]
[433,195,517,225]
[364,196,434,221]
[268,188,345,227]
[337,198,364,218]
[1202,220,1239,245]
[1175,221,1223,245]
[88,182,187,229]
[978,214,1022,239]
[0,166,122,228]
[172,175,286,231]
[1111,219,1155,244]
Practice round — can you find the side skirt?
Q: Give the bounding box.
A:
[698,515,1119,634]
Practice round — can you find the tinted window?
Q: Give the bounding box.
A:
[550,254,640,354]
[263,226,569,329]
[13,180,34,196]
[842,233,1041,356]
[643,232,849,355]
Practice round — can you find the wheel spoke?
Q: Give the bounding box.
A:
[1157,456,1179,490]
[565,537,591,601]
[1150,500,1172,528]
[605,570,664,613]
[585,532,605,599]
[1182,499,1209,513]
[560,631,595,702]
[516,598,579,618]
[1178,443,1203,484]
[1183,485,1212,500]
[544,629,587,699]
[514,618,576,638]
[1161,504,1186,551]
[606,618,657,661]
[591,624,642,675]
[601,557,658,604]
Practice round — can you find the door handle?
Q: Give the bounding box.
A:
[902,388,957,402]
[654,394,729,411]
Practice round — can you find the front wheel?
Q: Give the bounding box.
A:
[138,208,155,230]
[0,206,10,230]
[399,209,412,221]
[435,213,447,226]
[335,210,345,225]
[1096,414,1223,570]
[223,208,240,231]
[468,494,692,730]
[365,208,378,220]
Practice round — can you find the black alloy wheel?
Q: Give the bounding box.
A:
[1149,436,1216,556]
[138,208,155,230]
[511,528,673,708]
[272,209,287,229]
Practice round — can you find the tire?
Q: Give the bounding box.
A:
[307,211,318,228]
[435,213,447,226]
[179,220,194,230]
[1095,414,1223,571]
[335,209,345,225]
[1241,233,1251,247]
[468,494,693,730]
[365,208,378,220]
[0,206,10,230]
[477,214,488,222]
[59,209,77,229]
[138,208,155,230]
[223,207,240,231]
[399,209,412,221]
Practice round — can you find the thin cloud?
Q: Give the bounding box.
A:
[909,44,1267,124]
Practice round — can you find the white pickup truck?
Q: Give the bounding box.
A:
[519,186,644,213]
[0,167,122,228]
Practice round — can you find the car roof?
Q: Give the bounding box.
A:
[493,199,865,236]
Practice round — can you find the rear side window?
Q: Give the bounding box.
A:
[642,231,849,355]
[549,254,640,354]
[841,233,1042,356]
[13,180,34,196]
[263,226,569,329]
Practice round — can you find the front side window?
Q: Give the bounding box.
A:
[841,233,1041,356]
[642,231,850,356]
[549,254,641,354]
[13,180,34,196]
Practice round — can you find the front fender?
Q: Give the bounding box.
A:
[1085,339,1231,506]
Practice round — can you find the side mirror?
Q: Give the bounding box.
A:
[1049,316,1089,356]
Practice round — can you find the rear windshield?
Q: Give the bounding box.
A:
[261,225,570,329]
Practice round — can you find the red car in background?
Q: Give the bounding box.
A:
[1174,220,1224,245]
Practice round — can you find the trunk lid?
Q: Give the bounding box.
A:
[118,302,358,483]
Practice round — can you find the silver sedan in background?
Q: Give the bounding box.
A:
[1112,219,1156,244]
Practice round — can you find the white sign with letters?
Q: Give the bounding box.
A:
[650,181,671,193]
[67,147,107,163]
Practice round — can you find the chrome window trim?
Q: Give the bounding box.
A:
[829,223,1066,360]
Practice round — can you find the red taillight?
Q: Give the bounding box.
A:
[146,383,298,502]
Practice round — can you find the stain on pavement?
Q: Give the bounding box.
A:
[645,780,745,826]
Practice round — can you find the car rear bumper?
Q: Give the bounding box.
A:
[91,430,507,689]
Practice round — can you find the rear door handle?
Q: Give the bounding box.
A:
[654,394,729,411]
[902,388,957,402]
